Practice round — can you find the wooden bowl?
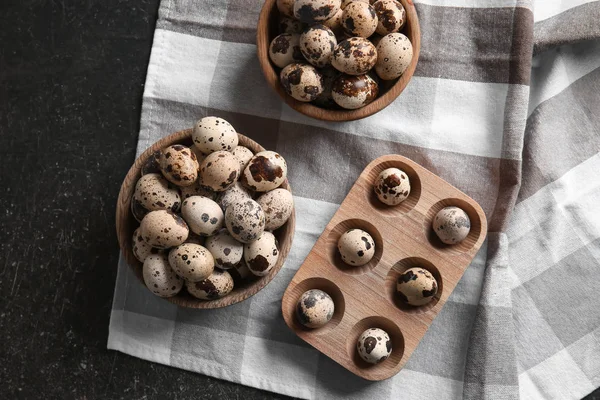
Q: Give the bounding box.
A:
[256,0,421,122]
[281,155,487,380]
[116,129,296,309]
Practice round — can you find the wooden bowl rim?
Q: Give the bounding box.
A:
[115,129,296,309]
[256,0,421,122]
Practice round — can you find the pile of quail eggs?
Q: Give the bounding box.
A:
[130,116,294,300]
[270,0,413,110]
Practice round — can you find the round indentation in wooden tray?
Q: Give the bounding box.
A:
[385,257,443,314]
[424,198,483,254]
[326,219,383,275]
[365,159,422,216]
[346,316,405,379]
[283,277,345,335]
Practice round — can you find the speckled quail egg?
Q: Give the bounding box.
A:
[230,258,252,280]
[141,150,162,175]
[131,195,149,222]
[133,173,181,213]
[332,37,377,75]
[276,0,295,17]
[313,66,340,108]
[216,181,254,213]
[280,63,324,102]
[342,1,378,37]
[341,0,369,8]
[375,32,412,80]
[332,73,379,109]
[269,33,305,69]
[373,0,405,35]
[140,210,189,249]
[181,196,224,236]
[279,16,306,34]
[257,188,294,230]
[205,229,244,270]
[186,269,234,300]
[179,179,216,201]
[337,228,375,266]
[199,151,240,192]
[231,146,254,172]
[143,253,183,298]
[357,328,391,364]
[241,151,288,192]
[299,24,337,68]
[433,206,471,244]
[132,227,163,263]
[244,231,279,276]
[294,0,341,24]
[296,289,335,328]
[192,116,239,154]
[225,199,266,243]
[373,167,410,205]
[322,8,344,36]
[190,146,207,164]
[168,243,214,282]
[159,144,199,187]
[397,267,438,306]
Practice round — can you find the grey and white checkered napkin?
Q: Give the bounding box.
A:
[108,0,600,398]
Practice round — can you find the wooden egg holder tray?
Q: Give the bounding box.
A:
[281,155,487,381]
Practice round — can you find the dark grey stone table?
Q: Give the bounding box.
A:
[0,1,597,399]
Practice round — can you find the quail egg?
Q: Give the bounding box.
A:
[294,0,341,24]
[357,328,392,364]
[231,146,254,172]
[279,16,306,34]
[375,32,412,80]
[433,206,471,244]
[141,150,162,175]
[276,0,295,17]
[143,253,183,298]
[179,179,216,201]
[296,289,335,328]
[205,229,244,270]
[341,0,369,8]
[216,181,253,213]
[168,243,214,282]
[244,231,279,276]
[257,188,294,230]
[133,173,181,213]
[241,151,288,192]
[269,33,305,69]
[199,150,240,192]
[397,267,438,306]
[186,269,234,300]
[299,24,337,68]
[332,37,377,75]
[225,199,266,243]
[280,63,324,102]
[342,1,378,38]
[132,227,163,263]
[140,210,189,249]
[230,258,252,280]
[181,196,224,236]
[373,0,405,35]
[373,167,410,205]
[322,8,344,36]
[337,228,375,266]
[332,73,379,109]
[159,144,199,187]
[192,116,238,154]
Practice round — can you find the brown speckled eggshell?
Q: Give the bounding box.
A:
[357,328,392,364]
[241,151,288,192]
[139,209,189,249]
[231,146,254,172]
[373,0,405,35]
[143,253,183,298]
[276,0,295,17]
[159,144,199,187]
[186,269,234,300]
[341,1,378,38]
[331,37,377,75]
[244,231,279,277]
[396,267,438,306]
[133,173,181,213]
[192,116,238,154]
[225,199,266,244]
[132,227,163,263]
[168,243,214,282]
[295,289,335,328]
[280,63,324,102]
[269,33,305,69]
[199,150,240,192]
[331,73,379,109]
[294,0,341,24]
[373,167,410,205]
[279,16,306,34]
[257,188,294,231]
[375,32,413,80]
[299,24,337,68]
[181,195,224,236]
[433,206,471,244]
[205,229,244,270]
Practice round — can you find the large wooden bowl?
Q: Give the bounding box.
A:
[256,0,421,122]
[116,129,296,308]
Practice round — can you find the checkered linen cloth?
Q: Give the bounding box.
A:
[108,1,600,398]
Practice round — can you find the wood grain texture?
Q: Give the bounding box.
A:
[116,129,295,309]
[281,155,487,381]
[256,0,421,122]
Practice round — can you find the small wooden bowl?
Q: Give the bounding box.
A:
[256,0,421,122]
[116,129,296,309]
